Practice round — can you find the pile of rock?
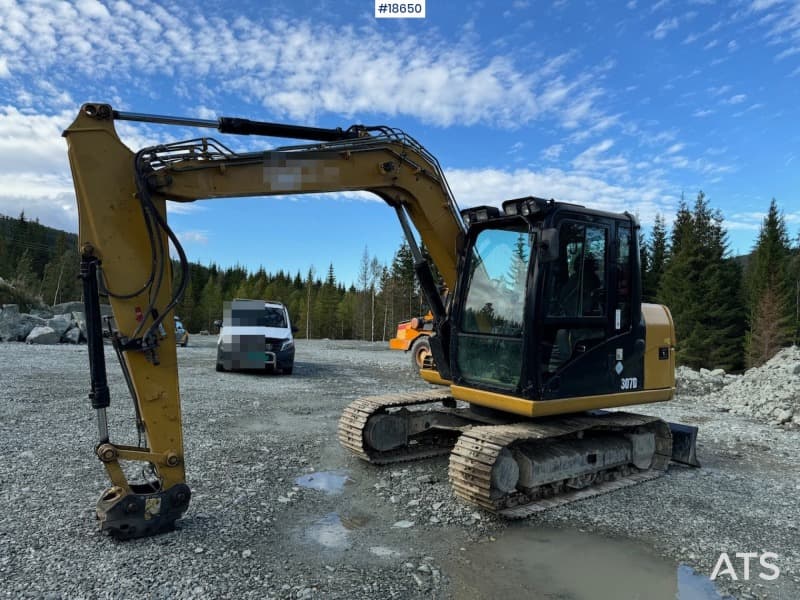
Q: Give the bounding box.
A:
[676,347,800,428]
[675,366,733,397]
[707,346,800,427]
[0,302,103,344]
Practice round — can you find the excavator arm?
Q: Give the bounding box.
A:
[63,103,465,538]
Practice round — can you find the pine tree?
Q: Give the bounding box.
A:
[746,285,793,367]
[316,263,339,338]
[300,267,316,339]
[658,191,745,370]
[392,241,417,319]
[379,266,393,341]
[670,199,692,257]
[743,199,793,365]
[198,275,223,331]
[13,249,38,297]
[644,213,668,302]
[369,256,382,342]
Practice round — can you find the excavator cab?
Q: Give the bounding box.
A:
[450,197,646,404]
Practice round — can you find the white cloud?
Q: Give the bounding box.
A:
[750,0,800,58]
[666,143,685,154]
[446,166,676,226]
[776,46,800,60]
[652,18,680,39]
[541,144,564,160]
[692,108,714,117]
[166,202,206,215]
[726,94,747,104]
[176,230,209,244]
[727,40,738,51]
[0,1,608,131]
[0,106,78,229]
[0,190,78,231]
[751,0,783,10]
[76,0,110,19]
[704,39,719,49]
[724,219,761,231]
[571,139,632,177]
[708,84,732,96]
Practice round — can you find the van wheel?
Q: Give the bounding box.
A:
[410,337,431,374]
[216,363,224,372]
[283,366,293,375]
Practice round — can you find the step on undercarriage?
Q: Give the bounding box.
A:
[337,392,696,516]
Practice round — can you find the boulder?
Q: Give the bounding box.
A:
[71,311,87,339]
[30,307,55,319]
[52,301,85,315]
[25,326,61,345]
[0,306,46,341]
[1,304,20,317]
[63,327,81,344]
[46,314,73,337]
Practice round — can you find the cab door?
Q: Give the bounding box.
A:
[536,214,642,400]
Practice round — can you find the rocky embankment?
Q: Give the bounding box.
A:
[677,346,800,428]
[0,302,110,344]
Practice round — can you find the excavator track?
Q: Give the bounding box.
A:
[449,412,672,518]
[338,389,458,464]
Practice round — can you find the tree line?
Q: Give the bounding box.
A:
[0,213,81,309]
[2,196,799,369]
[169,242,425,341]
[640,193,800,370]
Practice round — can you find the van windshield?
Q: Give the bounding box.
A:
[230,306,287,328]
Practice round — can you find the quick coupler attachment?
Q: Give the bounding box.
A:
[668,422,701,467]
[96,483,191,540]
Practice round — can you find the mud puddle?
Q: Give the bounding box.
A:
[446,525,731,600]
[303,512,370,550]
[295,470,352,494]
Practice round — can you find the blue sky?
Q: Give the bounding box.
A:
[0,0,798,286]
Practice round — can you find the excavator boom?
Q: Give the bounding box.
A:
[63,103,465,537]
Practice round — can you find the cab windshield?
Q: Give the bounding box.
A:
[230,307,287,328]
[456,226,533,390]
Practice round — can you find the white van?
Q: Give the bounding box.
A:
[215,299,297,374]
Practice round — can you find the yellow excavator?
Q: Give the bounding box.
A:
[64,103,698,539]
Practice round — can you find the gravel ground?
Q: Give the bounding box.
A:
[1,338,798,599]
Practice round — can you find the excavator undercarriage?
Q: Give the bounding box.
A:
[339,391,698,517]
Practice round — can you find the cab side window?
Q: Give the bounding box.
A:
[616,224,632,331]
[545,223,607,318]
[542,222,609,375]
